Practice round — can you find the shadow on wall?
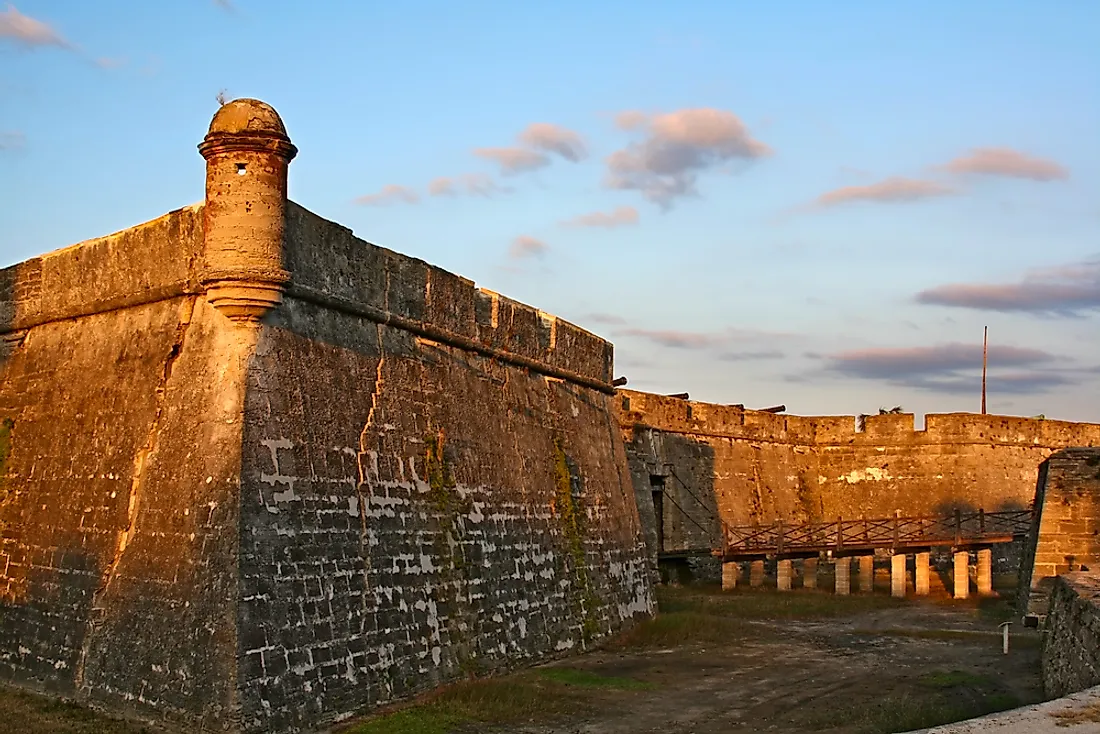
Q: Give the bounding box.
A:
[0,262,99,695]
[625,426,719,574]
[0,540,100,694]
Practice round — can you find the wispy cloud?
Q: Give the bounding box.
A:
[817,342,1073,394]
[614,110,648,131]
[917,258,1100,316]
[213,0,235,11]
[518,123,587,162]
[0,4,122,70]
[583,312,627,325]
[475,122,587,176]
[473,147,550,176]
[605,108,772,209]
[561,206,639,228]
[719,349,785,362]
[354,184,420,206]
[428,173,508,198]
[0,4,69,49]
[509,235,549,259]
[0,131,25,150]
[938,147,1069,182]
[619,328,723,349]
[815,177,955,207]
[615,326,788,351]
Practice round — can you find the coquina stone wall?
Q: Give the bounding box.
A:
[619,390,1100,568]
[0,99,653,734]
[1041,572,1100,698]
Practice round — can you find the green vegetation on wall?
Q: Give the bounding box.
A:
[553,437,600,642]
[422,431,479,673]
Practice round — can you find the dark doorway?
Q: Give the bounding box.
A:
[650,475,666,553]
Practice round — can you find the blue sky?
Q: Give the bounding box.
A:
[2,1,1098,421]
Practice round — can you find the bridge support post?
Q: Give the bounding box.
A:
[977,548,993,596]
[835,556,850,595]
[859,555,874,593]
[891,553,907,598]
[722,561,740,591]
[777,559,792,591]
[953,551,970,599]
[750,560,765,588]
[803,557,818,589]
[915,552,930,595]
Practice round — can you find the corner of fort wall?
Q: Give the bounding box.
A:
[227,202,650,730]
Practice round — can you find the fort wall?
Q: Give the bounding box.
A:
[618,389,1100,567]
[0,100,652,733]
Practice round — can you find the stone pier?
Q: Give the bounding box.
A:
[891,554,907,598]
[722,561,740,591]
[915,552,930,596]
[750,559,765,588]
[777,559,792,591]
[977,548,993,597]
[835,556,851,595]
[803,557,818,589]
[859,555,874,593]
[954,551,970,599]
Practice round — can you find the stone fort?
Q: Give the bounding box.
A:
[1,99,1099,733]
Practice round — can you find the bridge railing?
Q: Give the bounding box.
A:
[717,509,1033,559]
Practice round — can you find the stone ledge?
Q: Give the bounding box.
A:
[910,683,1100,732]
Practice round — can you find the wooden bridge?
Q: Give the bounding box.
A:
[717,509,1034,560]
[660,509,1034,599]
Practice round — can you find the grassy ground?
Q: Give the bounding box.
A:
[0,686,155,734]
[342,667,651,734]
[817,669,1024,734]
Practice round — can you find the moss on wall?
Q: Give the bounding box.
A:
[553,437,600,643]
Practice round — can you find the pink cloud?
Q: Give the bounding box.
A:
[518,123,587,162]
[509,235,549,259]
[917,258,1100,315]
[473,147,550,176]
[816,177,955,207]
[428,173,508,197]
[0,4,69,48]
[939,147,1068,181]
[605,108,771,208]
[354,184,420,206]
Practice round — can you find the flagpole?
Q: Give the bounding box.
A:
[981,326,988,415]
